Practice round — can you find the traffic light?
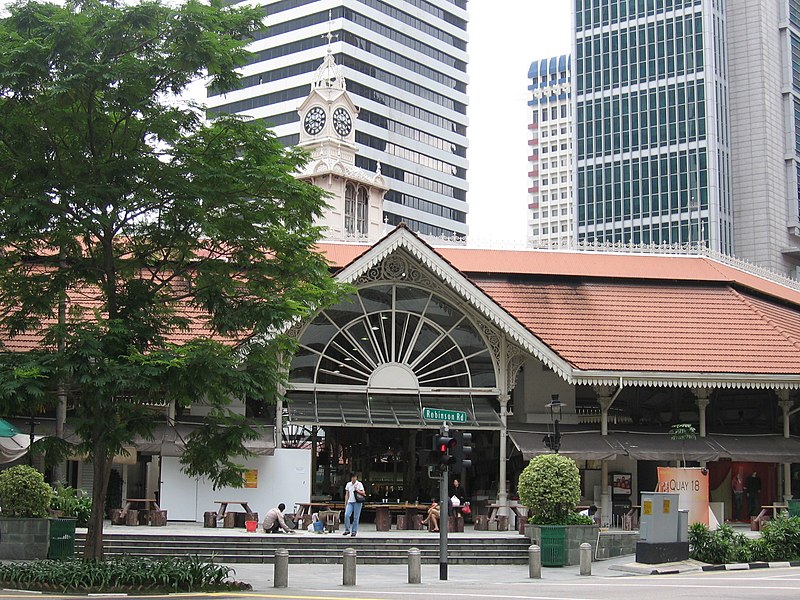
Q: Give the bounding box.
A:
[452,430,473,471]
[434,433,457,469]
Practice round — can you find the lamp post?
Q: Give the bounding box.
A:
[545,395,562,454]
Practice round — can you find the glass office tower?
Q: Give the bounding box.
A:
[206,0,469,240]
[573,0,732,253]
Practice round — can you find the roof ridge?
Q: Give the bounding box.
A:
[731,289,800,351]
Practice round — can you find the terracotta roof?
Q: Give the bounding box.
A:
[317,242,800,307]
[317,238,800,377]
[1,284,237,353]
[473,278,800,374]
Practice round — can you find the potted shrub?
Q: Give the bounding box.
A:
[0,465,53,559]
[518,454,596,566]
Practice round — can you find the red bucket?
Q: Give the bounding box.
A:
[245,520,258,533]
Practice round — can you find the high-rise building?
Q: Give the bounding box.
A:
[573,0,800,275]
[527,54,574,247]
[206,0,469,240]
[573,0,732,254]
[726,0,800,274]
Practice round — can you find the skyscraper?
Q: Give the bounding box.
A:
[206,0,469,240]
[573,0,800,275]
[527,54,574,247]
[573,0,732,254]
[725,0,800,274]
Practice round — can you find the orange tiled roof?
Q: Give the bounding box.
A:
[474,278,800,373]
[317,240,800,375]
[1,285,236,353]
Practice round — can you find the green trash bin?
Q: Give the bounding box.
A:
[539,525,566,567]
[48,518,77,560]
[789,499,800,518]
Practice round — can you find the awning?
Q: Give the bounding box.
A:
[0,434,35,464]
[710,434,800,463]
[613,432,723,462]
[509,426,800,463]
[139,423,276,457]
[508,427,621,461]
[0,418,20,438]
[286,393,502,429]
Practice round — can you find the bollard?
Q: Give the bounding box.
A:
[343,547,357,586]
[408,547,421,584]
[579,543,592,576]
[274,548,289,588]
[528,544,541,579]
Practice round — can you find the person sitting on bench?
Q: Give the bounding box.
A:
[422,499,441,532]
[262,503,294,533]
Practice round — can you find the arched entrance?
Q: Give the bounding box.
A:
[287,276,501,501]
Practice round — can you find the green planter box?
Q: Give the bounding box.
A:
[526,524,600,566]
[48,518,77,560]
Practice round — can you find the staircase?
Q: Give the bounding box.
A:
[75,532,532,565]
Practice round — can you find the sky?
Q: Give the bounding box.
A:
[465,2,571,245]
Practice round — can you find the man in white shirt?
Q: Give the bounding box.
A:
[343,472,366,537]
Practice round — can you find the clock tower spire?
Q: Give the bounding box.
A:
[295,16,388,242]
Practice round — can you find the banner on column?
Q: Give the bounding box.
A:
[656,467,709,526]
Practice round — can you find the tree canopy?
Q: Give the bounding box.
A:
[0,0,343,558]
[518,454,586,525]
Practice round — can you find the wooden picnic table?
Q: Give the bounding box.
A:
[215,500,255,518]
[293,501,431,530]
[294,502,345,524]
[370,503,430,531]
[757,504,788,520]
[120,498,160,519]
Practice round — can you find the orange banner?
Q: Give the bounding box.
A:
[657,467,709,526]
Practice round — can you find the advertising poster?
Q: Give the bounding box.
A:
[657,466,709,526]
[243,469,258,489]
[612,472,632,495]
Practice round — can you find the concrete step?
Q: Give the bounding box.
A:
[75,532,532,565]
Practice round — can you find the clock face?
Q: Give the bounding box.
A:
[332,107,352,137]
[304,106,326,135]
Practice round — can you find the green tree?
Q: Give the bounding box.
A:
[0,0,343,559]
[517,454,583,525]
[670,423,697,468]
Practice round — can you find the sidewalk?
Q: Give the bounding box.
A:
[225,553,640,593]
[218,522,763,592]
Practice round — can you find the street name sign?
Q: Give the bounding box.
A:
[422,407,467,423]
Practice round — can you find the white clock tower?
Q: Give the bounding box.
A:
[296,38,388,242]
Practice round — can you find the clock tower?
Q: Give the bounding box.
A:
[296,38,387,242]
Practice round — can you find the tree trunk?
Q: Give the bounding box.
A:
[83,452,113,560]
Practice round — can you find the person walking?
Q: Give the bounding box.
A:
[343,472,366,537]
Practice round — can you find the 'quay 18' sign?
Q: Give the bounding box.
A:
[422,407,467,423]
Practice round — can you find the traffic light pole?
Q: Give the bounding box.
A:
[439,423,449,581]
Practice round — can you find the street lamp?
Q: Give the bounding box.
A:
[544,394,562,453]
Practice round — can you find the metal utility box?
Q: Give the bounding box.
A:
[639,492,679,543]
[636,492,689,564]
